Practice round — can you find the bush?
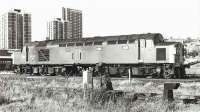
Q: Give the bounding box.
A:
[0,95,9,105]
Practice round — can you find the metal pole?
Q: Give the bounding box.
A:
[128,68,131,83]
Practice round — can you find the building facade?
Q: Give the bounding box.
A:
[47,18,72,40]
[0,9,31,49]
[47,7,82,40]
[62,7,82,39]
[62,7,82,38]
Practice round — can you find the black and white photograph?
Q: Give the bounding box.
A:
[0,0,200,111]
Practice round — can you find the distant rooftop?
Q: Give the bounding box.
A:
[8,8,30,14]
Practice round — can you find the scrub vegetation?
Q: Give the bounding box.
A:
[0,74,200,112]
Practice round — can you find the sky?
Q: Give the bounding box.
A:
[0,0,199,40]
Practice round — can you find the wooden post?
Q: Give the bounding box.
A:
[89,69,93,87]
[128,67,132,83]
[89,67,94,90]
[96,63,103,88]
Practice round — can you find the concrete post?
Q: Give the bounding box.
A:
[33,67,38,75]
[83,68,93,101]
[163,83,180,102]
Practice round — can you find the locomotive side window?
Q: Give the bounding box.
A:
[76,42,83,46]
[129,39,135,43]
[59,44,66,47]
[38,49,49,61]
[156,48,166,61]
[118,40,127,44]
[94,41,102,45]
[146,40,154,47]
[107,40,117,45]
[67,43,75,46]
[85,42,93,46]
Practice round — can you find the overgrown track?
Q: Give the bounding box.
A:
[132,78,200,83]
[1,74,200,84]
[41,76,200,83]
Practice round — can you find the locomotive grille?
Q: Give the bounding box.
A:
[38,49,49,61]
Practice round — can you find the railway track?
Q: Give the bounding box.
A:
[1,73,200,83]
[132,78,200,83]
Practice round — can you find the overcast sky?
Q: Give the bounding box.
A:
[0,0,200,40]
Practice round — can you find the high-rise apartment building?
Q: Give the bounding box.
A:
[0,9,31,49]
[47,18,72,40]
[46,7,82,40]
[62,7,82,39]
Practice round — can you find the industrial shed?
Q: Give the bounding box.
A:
[0,50,13,70]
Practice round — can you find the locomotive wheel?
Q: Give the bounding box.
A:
[163,72,172,79]
[163,69,173,79]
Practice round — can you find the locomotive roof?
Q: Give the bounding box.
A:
[156,42,181,46]
[26,33,164,46]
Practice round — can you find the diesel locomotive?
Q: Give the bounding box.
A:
[12,33,185,78]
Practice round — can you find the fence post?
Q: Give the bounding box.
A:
[83,68,93,101]
[163,82,180,102]
[128,68,131,83]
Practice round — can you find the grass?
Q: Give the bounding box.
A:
[0,74,200,112]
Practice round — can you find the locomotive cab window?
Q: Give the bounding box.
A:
[107,40,117,45]
[118,40,127,44]
[94,41,102,45]
[156,48,166,61]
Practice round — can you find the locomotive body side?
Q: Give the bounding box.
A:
[12,33,186,78]
[102,40,138,64]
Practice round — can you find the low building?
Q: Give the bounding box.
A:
[0,49,17,71]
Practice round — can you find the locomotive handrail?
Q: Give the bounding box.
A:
[184,60,200,68]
